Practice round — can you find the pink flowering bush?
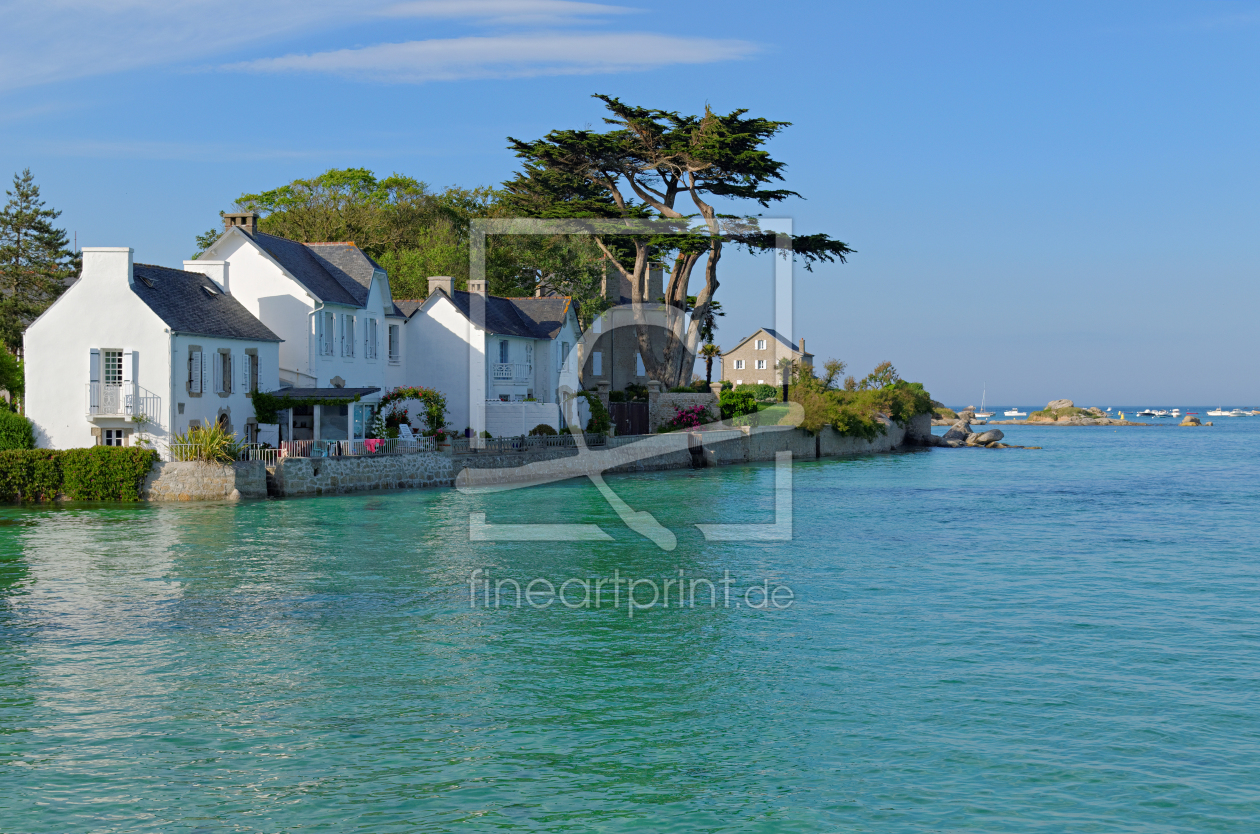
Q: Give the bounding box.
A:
[657,404,715,432]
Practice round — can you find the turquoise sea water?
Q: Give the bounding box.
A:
[3,419,1260,832]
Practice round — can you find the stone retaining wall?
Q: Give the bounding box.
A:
[144,461,267,501]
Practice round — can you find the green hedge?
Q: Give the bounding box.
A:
[0,447,158,503]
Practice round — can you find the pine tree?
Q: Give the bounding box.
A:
[0,169,79,352]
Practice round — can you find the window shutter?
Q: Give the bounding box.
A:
[229,353,236,394]
[213,353,223,393]
[202,352,210,394]
[89,348,100,410]
[317,314,325,355]
[241,354,249,391]
[190,351,202,393]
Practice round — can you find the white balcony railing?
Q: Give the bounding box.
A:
[86,383,162,420]
[492,362,533,381]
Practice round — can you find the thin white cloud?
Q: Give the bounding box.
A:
[0,0,369,92]
[380,0,635,24]
[225,32,757,82]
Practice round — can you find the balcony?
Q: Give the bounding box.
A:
[86,383,162,420]
[492,362,533,381]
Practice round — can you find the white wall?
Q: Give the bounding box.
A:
[485,401,562,437]
[24,248,172,451]
[170,335,280,444]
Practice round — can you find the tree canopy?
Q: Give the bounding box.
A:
[503,95,853,387]
[0,169,78,353]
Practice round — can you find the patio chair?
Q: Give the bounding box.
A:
[397,424,419,447]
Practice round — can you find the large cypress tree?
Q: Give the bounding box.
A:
[0,169,79,353]
[504,96,854,388]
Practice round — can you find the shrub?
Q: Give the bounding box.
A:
[61,447,159,501]
[0,410,35,450]
[720,379,733,391]
[528,423,557,436]
[734,383,779,402]
[789,361,935,438]
[569,389,611,434]
[719,390,759,420]
[608,390,626,402]
[657,404,715,432]
[170,424,243,462]
[624,383,648,401]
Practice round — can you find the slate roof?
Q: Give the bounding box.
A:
[440,290,574,339]
[251,232,383,307]
[131,264,281,342]
[722,328,811,357]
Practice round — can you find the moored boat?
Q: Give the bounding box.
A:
[1207,407,1229,417]
[1004,408,1026,418]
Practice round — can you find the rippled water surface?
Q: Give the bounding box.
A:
[3,420,1259,832]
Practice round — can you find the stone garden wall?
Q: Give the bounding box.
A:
[648,392,719,432]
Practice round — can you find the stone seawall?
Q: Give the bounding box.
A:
[143,461,268,501]
[268,453,456,497]
[140,414,933,501]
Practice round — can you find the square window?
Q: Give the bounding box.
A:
[755,339,766,350]
[733,359,744,370]
[103,429,124,446]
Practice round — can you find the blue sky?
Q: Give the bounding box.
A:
[3,0,1259,405]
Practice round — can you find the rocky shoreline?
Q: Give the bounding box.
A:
[933,399,1152,427]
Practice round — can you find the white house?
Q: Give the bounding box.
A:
[24,247,281,453]
[400,277,582,435]
[194,213,408,442]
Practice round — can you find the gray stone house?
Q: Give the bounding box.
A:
[720,328,813,385]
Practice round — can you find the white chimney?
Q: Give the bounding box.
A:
[80,247,134,289]
[468,278,488,296]
[427,276,454,297]
[184,260,228,294]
